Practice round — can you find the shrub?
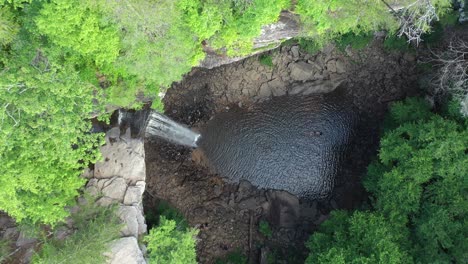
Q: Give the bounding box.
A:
[306,98,468,263]
[335,32,373,51]
[383,35,412,52]
[305,211,412,264]
[32,199,121,264]
[295,0,399,44]
[258,220,272,238]
[296,38,321,55]
[259,54,273,68]
[294,0,451,48]
[144,216,198,264]
[215,249,248,264]
[0,6,18,45]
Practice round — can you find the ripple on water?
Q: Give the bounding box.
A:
[198,89,357,199]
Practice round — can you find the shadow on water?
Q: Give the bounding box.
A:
[198,88,358,199]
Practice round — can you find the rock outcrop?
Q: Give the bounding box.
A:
[199,11,300,69]
[86,127,147,264]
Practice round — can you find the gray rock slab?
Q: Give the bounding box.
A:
[101,177,128,202]
[94,131,145,184]
[124,182,145,206]
[289,62,315,81]
[118,205,146,237]
[106,237,146,264]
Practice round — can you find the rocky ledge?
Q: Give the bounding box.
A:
[85,127,147,264]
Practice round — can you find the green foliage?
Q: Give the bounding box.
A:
[0,6,18,45]
[420,9,458,46]
[258,220,272,238]
[383,97,432,130]
[0,59,104,225]
[307,97,468,263]
[335,32,373,51]
[209,0,290,56]
[364,98,468,262]
[383,35,412,52]
[259,54,273,68]
[144,216,198,264]
[1,0,36,9]
[156,201,188,230]
[35,0,120,67]
[32,199,121,264]
[306,211,412,264]
[215,249,248,264]
[297,38,322,55]
[439,10,460,26]
[295,0,399,45]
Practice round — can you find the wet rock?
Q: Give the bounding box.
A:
[238,180,253,194]
[268,78,286,97]
[258,84,272,98]
[106,237,146,264]
[238,196,265,211]
[266,191,300,228]
[289,79,344,95]
[289,62,315,81]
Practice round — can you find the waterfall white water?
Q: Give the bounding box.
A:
[145,111,200,148]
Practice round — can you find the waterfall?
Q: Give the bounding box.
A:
[145,111,200,148]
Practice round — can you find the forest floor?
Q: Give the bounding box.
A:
[144,33,422,264]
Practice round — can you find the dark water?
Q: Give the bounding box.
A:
[198,89,357,199]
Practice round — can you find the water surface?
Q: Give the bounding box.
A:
[198,89,357,199]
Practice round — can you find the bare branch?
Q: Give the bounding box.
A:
[396,0,438,46]
[429,39,468,116]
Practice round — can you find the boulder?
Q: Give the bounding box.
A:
[101,177,128,202]
[124,182,145,206]
[288,79,345,95]
[289,62,315,81]
[118,206,147,237]
[106,237,146,264]
[265,190,300,228]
